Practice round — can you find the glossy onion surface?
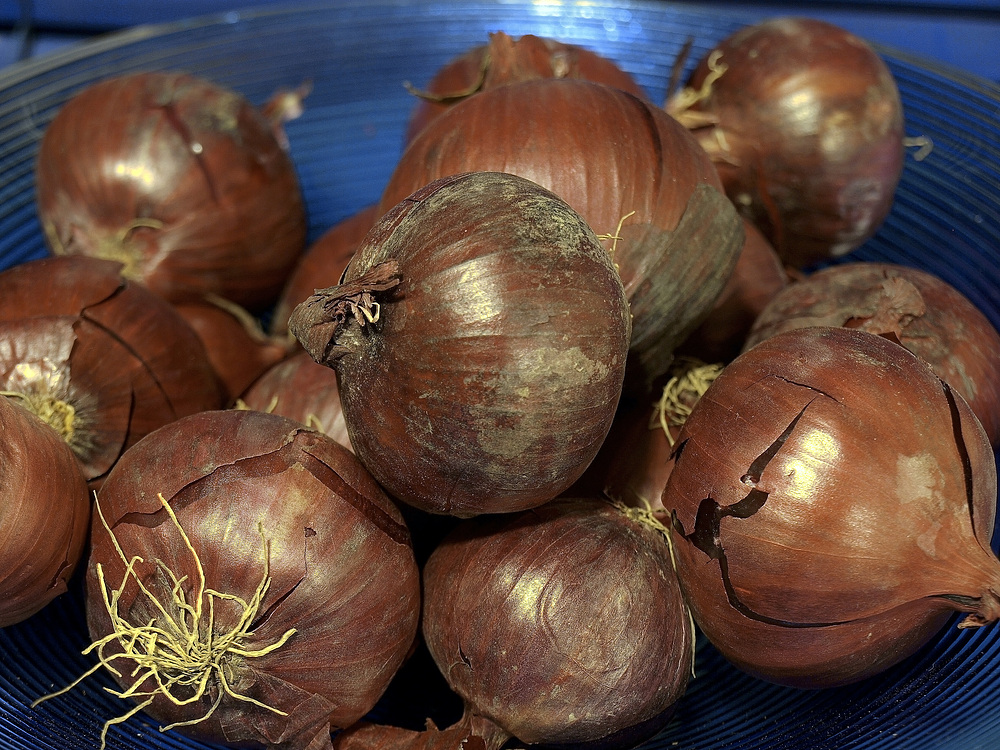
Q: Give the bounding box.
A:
[665,326,1000,688]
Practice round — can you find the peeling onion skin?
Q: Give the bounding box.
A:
[291,172,631,517]
[0,397,90,627]
[380,78,744,393]
[0,256,224,486]
[664,326,1000,688]
[680,17,905,268]
[743,261,1000,448]
[403,30,648,145]
[422,498,693,748]
[35,71,308,310]
[86,409,421,749]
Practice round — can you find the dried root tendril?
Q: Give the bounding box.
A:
[650,358,725,446]
[2,388,77,445]
[32,493,296,750]
[596,210,636,270]
[903,135,933,161]
[664,49,727,129]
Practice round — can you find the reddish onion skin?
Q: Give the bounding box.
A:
[664,326,1000,688]
[679,18,905,268]
[291,172,631,517]
[239,350,353,452]
[86,409,421,748]
[743,261,1000,448]
[35,71,307,310]
[380,78,744,392]
[422,497,692,747]
[270,204,378,337]
[404,30,647,144]
[0,397,90,627]
[0,256,224,485]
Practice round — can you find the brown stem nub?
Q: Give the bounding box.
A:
[288,260,402,368]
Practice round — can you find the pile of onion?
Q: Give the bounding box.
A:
[290,171,631,517]
[664,325,1000,688]
[35,71,308,310]
[0,255,223,485]
[36,408,421,750]
[668,17,905,268]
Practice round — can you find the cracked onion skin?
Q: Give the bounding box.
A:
[290,171,631,517]
[35,71,307,310]
[86,408,421,749]
[0,396,90,627]
[664,326,1000,688]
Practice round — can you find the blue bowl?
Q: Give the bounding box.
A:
[2,2,1000,749]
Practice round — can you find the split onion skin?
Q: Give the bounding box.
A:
[664,326,1000,688]
[0,396,90,627]
[0,255,224,486]
[403,30,647,144]
[743,261,1000,448]
[421,497,693,748]
[291,171,631,517]
[679,17,905,268]
[35,71,308,310]
[87,408,421,748]
[380,78,744,392]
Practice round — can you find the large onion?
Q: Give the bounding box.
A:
[664,326,1000,688]
[35,71,308,310]
[290,171,631,517]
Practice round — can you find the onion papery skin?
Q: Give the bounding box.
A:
[664,326,1000,688]
[240,350,353,452]
[403,30,647,145]
[743,261,1000,448]
[0,255,224,485]
[0,396,90,627]
[271,204,378,337]
[291,171,631,517]
[86,408,421,748]
[681,17,905,268]
[379,78,744,393]
[35,71,308,310]
[422,497,693,747]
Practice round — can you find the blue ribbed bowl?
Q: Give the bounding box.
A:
[2,2,1000,749]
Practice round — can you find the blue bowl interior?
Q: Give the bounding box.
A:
[2,2,1000,749]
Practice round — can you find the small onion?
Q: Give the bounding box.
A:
[290,171,631,517]
[743,261,1000,447]
[0,396,90,627]
[0,255,224,485]
[35,71,308,310]
[664,326,1000,688]
[56,408,421,749]
[670,17,905,268]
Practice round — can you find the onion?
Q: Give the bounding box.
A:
[270,204,378,337]
[239,349,352,452]
[379,77,744,392]
[669,17,905,268]
[35,71,308,310]
[743,261,1000,448]
[36,408,421,749]
[403,30,647,144]
[0,395,90,627]
[664,326,1000,688]
[290,171,631,517]
[0,255,224,485]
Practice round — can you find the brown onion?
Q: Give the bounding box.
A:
[239,349,352,452]
[0,255,224,485]
[743,261,1000,448]
[379,77,743,392]
[63,408,420,749]
[670,18,905,268]
[0,396,90,627]
[35,71,307,310]
[664,326,1000,688]
[291,172,631,517]
[403,30,647,144]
